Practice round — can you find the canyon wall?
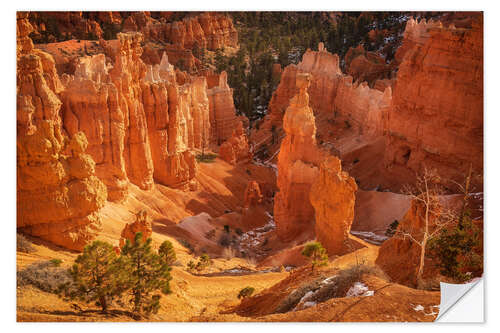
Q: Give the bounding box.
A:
[274,73,323,242]
[17,13,107,250]
[310,156,357,255]
[384,16,483,189]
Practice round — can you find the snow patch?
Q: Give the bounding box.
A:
[346,282,374,298]
[350,231,388,245]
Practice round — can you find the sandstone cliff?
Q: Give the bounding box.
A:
[274,73,323,242]
[122,12,238,50]
[310,156,357,255]
[17,13,107,250]
[61,35,213,195]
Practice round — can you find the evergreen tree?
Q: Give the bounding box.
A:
[302,241,329,272]
[159,240,177,266]
[121,232,172,315]
[64,241,125,312]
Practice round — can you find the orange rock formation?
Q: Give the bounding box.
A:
[265,43,390,139]
[344,44,392,86]
[17,13,107,250]
[310,156,358,255]
[119,210,153,247]
[122,12,238,50]
[243,181,263,209]
[207,71,240,144]
[219,120,251,165]
[384,16,483,189]
[274,73,323,242]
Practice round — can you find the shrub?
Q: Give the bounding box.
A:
[17,260,71,293]
[187,260,196,271]
[50,259,63,267]
[235,228,243,236]
[17,233,35,253]
[196,253,212,271]
[179,239,194,253]
[238,286,255,299]
[385,220,399,237]
[302,241,329,272]
[218,233,231,247]
[196,153,217,163]
[344,120,352,129]
[223,225,230,234]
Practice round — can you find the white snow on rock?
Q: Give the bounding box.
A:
[346,282,374,298]
[413,304,425,312]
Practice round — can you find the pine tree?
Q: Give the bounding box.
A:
[64,241,125,312]
[302,241,329,272]
[159,240,177,266]
[121,232,172,315]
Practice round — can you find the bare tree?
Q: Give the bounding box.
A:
[396,167,456,288]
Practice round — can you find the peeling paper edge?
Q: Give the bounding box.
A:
[435,278,484,322]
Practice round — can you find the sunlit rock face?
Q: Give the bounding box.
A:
[384,15,483,189]
[274,73,323,242]
[310,156,357,255]
[17,13,107,250]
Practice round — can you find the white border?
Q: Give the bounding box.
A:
[3,0,498,331]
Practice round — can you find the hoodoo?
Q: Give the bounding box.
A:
[274,73,323,242]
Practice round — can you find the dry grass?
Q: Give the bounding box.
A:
[17,260,71,294]
[17,233,35,253]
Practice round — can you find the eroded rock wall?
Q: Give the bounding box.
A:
[17,13,107,250]
[384,16,483,189]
